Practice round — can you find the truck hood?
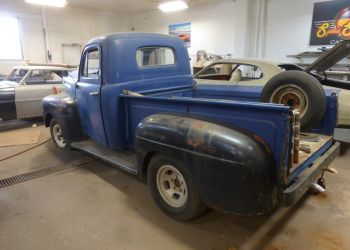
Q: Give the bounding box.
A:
[305,40,350,73]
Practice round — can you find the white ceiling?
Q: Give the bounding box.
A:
[67,0,208,14]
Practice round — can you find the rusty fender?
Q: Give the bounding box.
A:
[135,113,277,216]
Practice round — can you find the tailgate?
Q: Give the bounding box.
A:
[288,133,333,179]
[283,139,340,206]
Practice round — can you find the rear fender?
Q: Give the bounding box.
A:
[135,114,277,215]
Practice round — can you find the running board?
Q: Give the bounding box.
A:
[71,140,138,175]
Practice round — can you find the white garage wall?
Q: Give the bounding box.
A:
[132,0,251,61]
[0,0,131,75]
[46,7,131,64]
[131,0,326,64]
[0,0,332,75]
[0,1,41,74]
[263,0,316,63]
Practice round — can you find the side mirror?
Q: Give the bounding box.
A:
[62,70,69,77]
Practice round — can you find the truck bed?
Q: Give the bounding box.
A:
[120,90,334,185]
[297,133,332,168]
[288,133,333,181]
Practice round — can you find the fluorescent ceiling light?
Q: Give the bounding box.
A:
[158,1,188,12]
[25,0,68,8]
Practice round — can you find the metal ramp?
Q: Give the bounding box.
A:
[71,140,138,175]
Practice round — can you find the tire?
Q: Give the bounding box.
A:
[50,119,71,149]
[147,154,206,221]
[260,70,327,130]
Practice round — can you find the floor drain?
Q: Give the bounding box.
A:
[0,157,94,189]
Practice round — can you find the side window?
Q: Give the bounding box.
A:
[196,63,236,81]
[25,70,63,85]
[82,48,100,79]
[136,47,175,67]
[235,65,263,80]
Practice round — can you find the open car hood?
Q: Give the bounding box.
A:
[305,40,350,73]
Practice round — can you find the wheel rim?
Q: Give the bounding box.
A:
[270,84,309,117]
[156,165,188,208]
[52,124,66,148]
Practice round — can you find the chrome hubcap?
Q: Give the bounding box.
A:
[52,124,66,148]
[156,165,188,208]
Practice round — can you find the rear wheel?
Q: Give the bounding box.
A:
[147,154,206,221]
[260,70,327,130]
[50,119,71,149]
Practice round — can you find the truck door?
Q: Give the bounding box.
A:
[76,44,107,145]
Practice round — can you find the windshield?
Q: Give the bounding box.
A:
[278,64,304,71]
[195,63,263,82]
[6,69,29,83]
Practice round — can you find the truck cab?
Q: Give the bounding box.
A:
[43,32,339,221]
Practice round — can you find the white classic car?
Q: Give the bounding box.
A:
[194,41,350,129]
[0,64,76,121]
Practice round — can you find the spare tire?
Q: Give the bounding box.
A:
[260,70,327,130]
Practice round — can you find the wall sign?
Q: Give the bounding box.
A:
[310,0,350,46]
[169,22,191,47]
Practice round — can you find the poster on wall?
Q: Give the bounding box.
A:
[169,22,191,47]
[310,0,350,46]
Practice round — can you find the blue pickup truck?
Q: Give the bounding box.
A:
[43,33,340,221]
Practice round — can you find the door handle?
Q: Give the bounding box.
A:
[89,91,99,96]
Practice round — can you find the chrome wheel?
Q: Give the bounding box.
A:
[270,84,309,117]
[52,124,66,148]
[156,165,188,208]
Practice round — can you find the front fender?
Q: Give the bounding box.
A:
[43,93,84,142]
[135,114,277,215]
[0,87,16,120]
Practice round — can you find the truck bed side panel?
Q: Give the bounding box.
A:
[123,95,292,171]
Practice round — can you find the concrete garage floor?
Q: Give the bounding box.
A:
[0,122,349,250]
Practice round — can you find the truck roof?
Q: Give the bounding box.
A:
[87,32,179,45]
[85,31,191,85]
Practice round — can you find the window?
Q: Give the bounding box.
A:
[136,47,175,67]
[7,69,28,83]
[195,63,236,81]
[235,65,263,80]
[0,17,22,60]
[82,48,100,79]
[25,70,63,85]
[195,63,263,82]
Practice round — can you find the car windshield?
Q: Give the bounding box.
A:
[195,63,263,82]
[25,70,63,85]
[6,69,29,83]
[278,64,304,71]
